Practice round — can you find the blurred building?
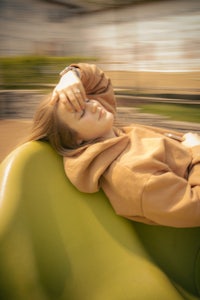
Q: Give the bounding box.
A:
[0,0,199,71]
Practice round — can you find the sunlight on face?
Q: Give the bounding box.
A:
[56,99,115,143]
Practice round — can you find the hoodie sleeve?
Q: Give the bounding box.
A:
[141,165,200,227]
[70,63,116,115]
[187,145,200,186]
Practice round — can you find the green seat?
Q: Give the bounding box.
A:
[0,141,199,300]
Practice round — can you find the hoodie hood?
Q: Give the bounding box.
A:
[64,135,130,193]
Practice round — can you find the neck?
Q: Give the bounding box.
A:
[103,127,121,140]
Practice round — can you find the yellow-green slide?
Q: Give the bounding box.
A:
[0,141,199,300]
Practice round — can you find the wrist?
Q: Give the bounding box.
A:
[59,66,80,78]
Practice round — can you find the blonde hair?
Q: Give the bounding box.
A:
[27,94,82,156]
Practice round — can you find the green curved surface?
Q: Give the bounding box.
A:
[0,141,199,300]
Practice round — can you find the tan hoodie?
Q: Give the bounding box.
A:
[63,63,200,227]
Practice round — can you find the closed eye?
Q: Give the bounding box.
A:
[79,109,85,119]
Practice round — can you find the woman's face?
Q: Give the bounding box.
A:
[56,99,115,143]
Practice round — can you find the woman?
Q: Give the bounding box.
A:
[28,63,200,228]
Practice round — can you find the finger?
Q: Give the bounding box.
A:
[67,90,84,112]
[72,88,87,111]
[50,89,59,105]
[79,88,87,108]
[59,93,74,112]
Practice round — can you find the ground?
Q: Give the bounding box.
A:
[0,119,32,162]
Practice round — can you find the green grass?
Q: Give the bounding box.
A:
[139,103,200,123]
[0,55,97,89]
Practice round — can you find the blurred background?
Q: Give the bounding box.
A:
[0,0,199,70]
[0,0,200,160]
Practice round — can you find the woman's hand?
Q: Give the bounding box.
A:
[50,70,87,112]
[182,132,200,148]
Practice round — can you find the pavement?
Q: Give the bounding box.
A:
[0,119,32,163]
